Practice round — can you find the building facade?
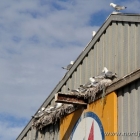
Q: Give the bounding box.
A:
[17,13,140,140]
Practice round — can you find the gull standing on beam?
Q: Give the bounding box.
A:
[62,61,74,70]
[89,77,99,87]
[94,71,106,81]
[92,31,96,39]
[102,67,117,80]
[54,103,63,109]
[110,3,127,12]
[80,77,98,89]
[32,108,45,119]
[44,106,55,114]
[70,87,87,93]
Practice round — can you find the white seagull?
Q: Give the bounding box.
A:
[44,106,55,113]
[102,67,117,80]
[110,3,127,12]
[62,61,74,70]
[32,110,44,119]
[94,72,106,80]
[89,77,99,86]
[71,87,86,93]
[54,103,62,109]
[80,77,98,89]
[92,31,96,39]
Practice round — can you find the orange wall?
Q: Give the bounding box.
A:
[60,92,117,140]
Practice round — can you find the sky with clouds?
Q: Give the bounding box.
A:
[0,0,139,139]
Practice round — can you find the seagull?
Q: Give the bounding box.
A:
[54,103,62,109]
[80,77,98,89]
[92,31,96,39]
[71,88,80,92]
[71,87,86,93]
[102,67,117,80]
[99,78,112,90]
[41,107,45,111]
[62,61,74,70]
[89,77,99,87]
[32,111,44,119]
[94,68,107,80]
[80,81,92,89]
[110,3,127,12]
[68,87,77,92]
[44,106,55,113]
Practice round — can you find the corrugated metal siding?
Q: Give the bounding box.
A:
[76,65,80,88]
[61,21,140,92]
[93,43,97,76]
[136,23,140,68]
[118,79,140,140]
[90,48,94,76]
[18,18,140,139]
[21,122,60,140]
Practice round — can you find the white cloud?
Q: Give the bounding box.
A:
[0,119,24,140]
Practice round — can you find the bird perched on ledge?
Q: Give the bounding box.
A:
[102,67,117,80]
[92,31,96,39]
[94,67,117,81]
[80,77,99,89]
[62,61,74,70]
[110,3,127,12]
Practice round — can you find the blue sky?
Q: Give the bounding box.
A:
[0,0,139,139]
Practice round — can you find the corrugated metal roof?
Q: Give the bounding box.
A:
[16,13,140,140]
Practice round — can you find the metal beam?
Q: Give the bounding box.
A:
[55,93,87,105]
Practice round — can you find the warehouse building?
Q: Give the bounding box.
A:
[17,13,140,140]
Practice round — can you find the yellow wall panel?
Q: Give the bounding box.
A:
[60,92,117,140]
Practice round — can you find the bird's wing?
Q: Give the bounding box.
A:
[115,4,126,10]
[95,72,105,79]
[67,64,72,70]
[71,89,79,92]
[84,81,92,87]
[105,71,113,78]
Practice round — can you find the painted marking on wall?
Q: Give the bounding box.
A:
[88,122,94,140]
[70,112,104,140]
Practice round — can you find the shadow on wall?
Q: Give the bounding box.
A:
[60,107,84,140]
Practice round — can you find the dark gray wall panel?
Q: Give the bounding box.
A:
[136,23,140,68]
[118,79,140,140]
[93,43,97,76]
[76,65,80,88]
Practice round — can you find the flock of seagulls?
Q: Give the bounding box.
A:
[32,66,117,129]
[32,103,63,119]
[32,2,126,129]
[69,67,117,96]
[32,103,75,129]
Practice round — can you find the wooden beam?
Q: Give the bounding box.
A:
[55,93,87,105]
